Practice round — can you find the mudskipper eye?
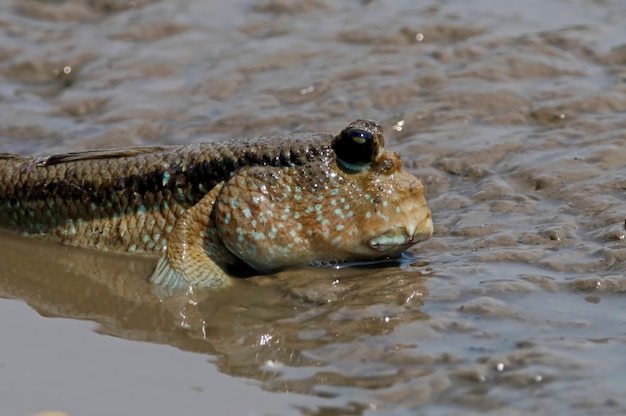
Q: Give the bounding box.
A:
[333,128,376,171]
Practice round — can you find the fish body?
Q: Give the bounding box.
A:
[0,120,433,288]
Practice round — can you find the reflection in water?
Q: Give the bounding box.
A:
[0,232,430,403]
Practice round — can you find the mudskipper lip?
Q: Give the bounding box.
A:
[368,216,433,251]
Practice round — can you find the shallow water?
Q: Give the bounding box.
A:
[0,0,625,415]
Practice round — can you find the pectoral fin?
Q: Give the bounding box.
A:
[149,183,239,289]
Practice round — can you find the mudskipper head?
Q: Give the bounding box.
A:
[215,119,433,272]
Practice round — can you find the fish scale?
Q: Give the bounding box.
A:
[0,136,326,246]
[0,120,433,288]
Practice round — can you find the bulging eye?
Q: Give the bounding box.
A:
[333,128,377,171]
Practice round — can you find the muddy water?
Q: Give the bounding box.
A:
[0,0,625,415]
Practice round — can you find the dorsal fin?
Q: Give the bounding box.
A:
[35,146,175,167]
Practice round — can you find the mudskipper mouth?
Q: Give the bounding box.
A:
[368,216,434,252]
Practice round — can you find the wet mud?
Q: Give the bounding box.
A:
[0,0,625,415]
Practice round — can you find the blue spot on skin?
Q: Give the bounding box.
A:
[365,212,371,218]
[334,208,343,216]
[251,220,257,227]
[294,194,302,201]
[252,231,266,240]
[137,205,147,215]
[297,223,303,230]
[225,212,231,224]
[330,200,336,206]
[336,225,344,231]
[243,208,252,218]
[331,188,339,195]
[305,206,314,214]
[231,199,239,208]
[294,212,300,219]
[315,204,322,212]
[162,172,171,186]
[295,186,302,193]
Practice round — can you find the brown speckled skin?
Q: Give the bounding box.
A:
[0,120,433,288]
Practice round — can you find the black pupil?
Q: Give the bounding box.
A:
[334,128,375,167]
